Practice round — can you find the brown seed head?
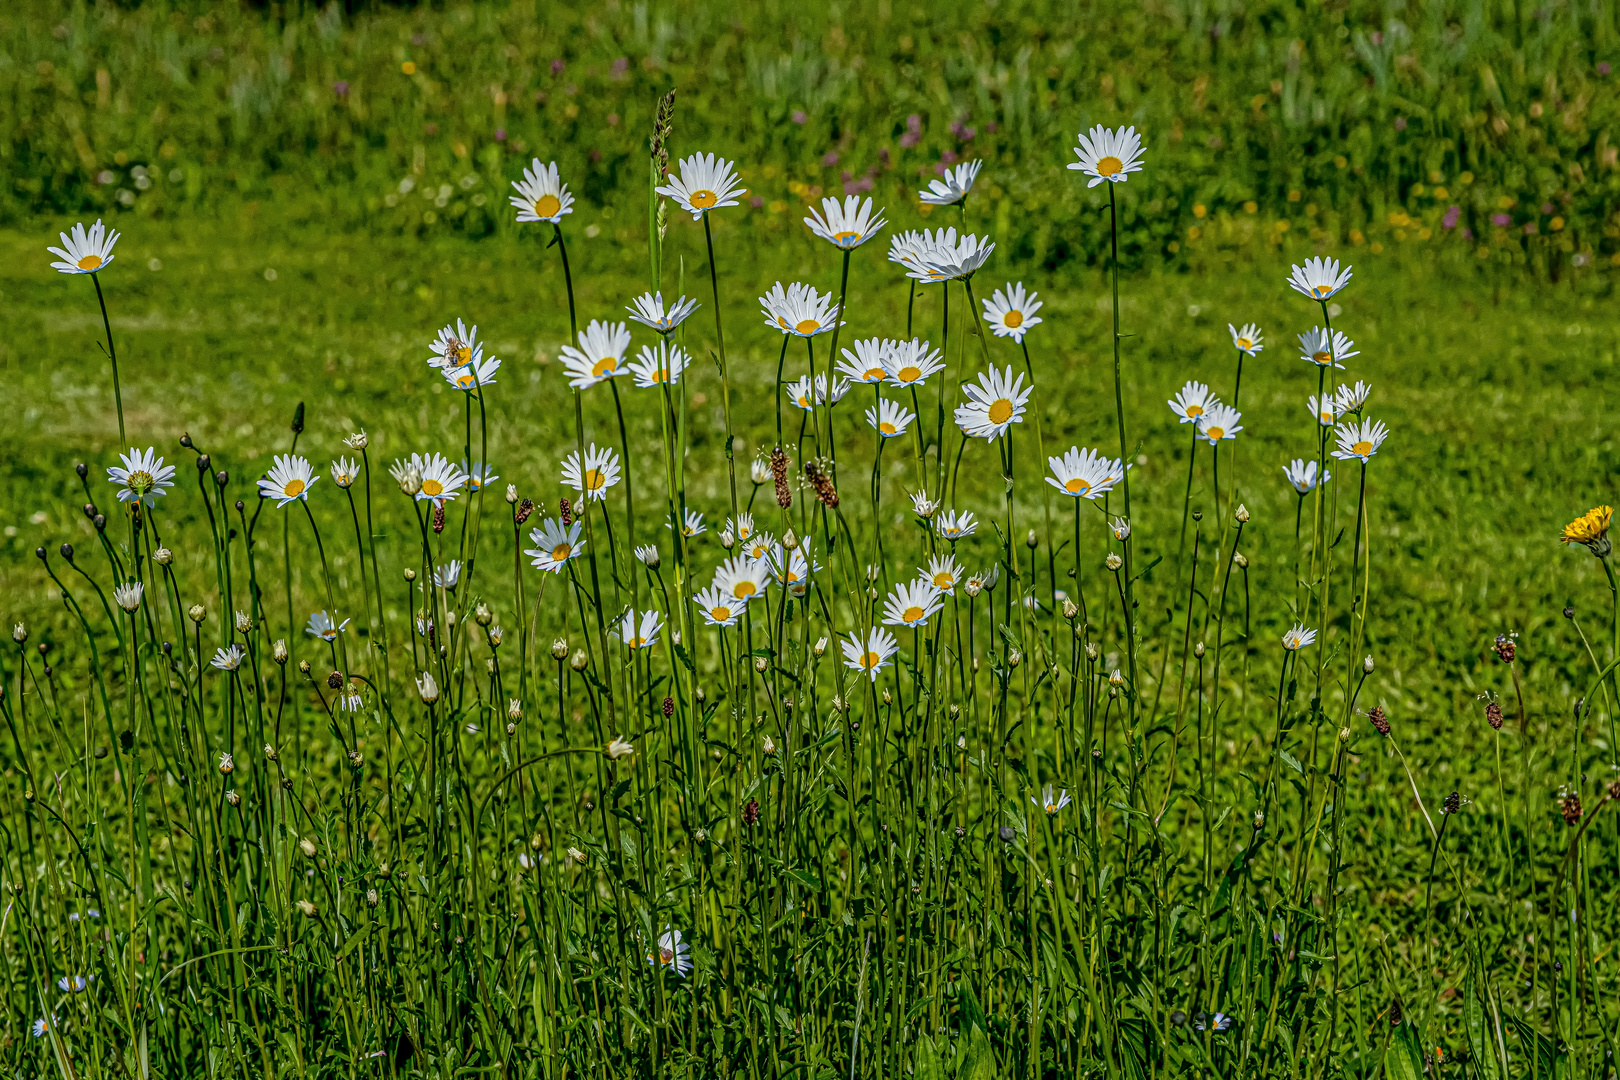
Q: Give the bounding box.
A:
[559,497,573,526]
[431,503,446,534]
[771,447,792,509]
[1368,705,1390,736]
[1562,792,1583,826]
[804,459,839,508]
[516,497,535,525]
[1484,701,1504,730]
[1493,635,1516,664]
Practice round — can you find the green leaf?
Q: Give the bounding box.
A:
[957,1023,996,1080]
[1385,1020,1425,1080]
[913,1034,946,1080]
[1464,978,1500,1080]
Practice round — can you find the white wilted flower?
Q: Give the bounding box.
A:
[626,291,699,333]
[113,581,144,612]
[1281,624,1318,651]
[416,672,440,703]
[1282,458,1330,494]
[606,735,635,760]
[329,457,360,488]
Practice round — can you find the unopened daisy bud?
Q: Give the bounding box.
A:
[416,672,440,703]
[225,789,240,806]
[882,688,892,705]
[506,722,516,734]
[964,579,982,598]
[488,625,503,646]
[720,528,736,549]
[11,623,24,643]
[264,743,278,761]
[569,648,589,671]
[153,546,173,566]
[1086,642,1099,660]
[1235,504,1250,523]
[403,568,416,581]
[1026,529,1038,549]
[750,458,771,484]
[956,734,966,749]
[1194,641,1205,658]
[505,483,519,504]
[762,735,777,754]
[1105,553,1123,571]
[550,637,568,659]
[754,656,769,673]
[299,837,317,857]
[234,610,252,633]
[1253,811,1265,829]
[1363,655,1375,673]
[567,846,587,864]
[298,659,311,675]
[606,735,634,760]
[343,430,368,450]
[188,604,207,624]
[1108,669,1124,686]
[782,529,798,551]
[474,603,493,627]
[696,687,705,702]
[295,899,318,917]
[910,491,938,519]
[635,544,659,567]
[391,460,423,496]
[813,636,828,657]
[1339,727,1351,742]
[218,752,234,774]
[1062,597,1079,620]
[1233,552,1248,568]
[114,582,144,612]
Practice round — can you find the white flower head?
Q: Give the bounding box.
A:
[329,457,360,488]
[714,554,771,603]
[1282,458,1330,494]
[955,366,1031,440]
[1281,624,1318,651]
[509,159,575,224]
[432,560,462,590]
[1196,403,1243,445]
[1169,381,1219,424]
[108,447,176,506]
[305,610,350,642]
[1067,125,1145,187]
[981,282,1043,342]
[1032,784,1072,814]
[412,453,467,505]
[647,927,693,976]
[48,219,120,274]
[210,645,245,672]
[113,581,144,612]
[837,338,891,384]
[1332,418,1389,463]
[910,491,940,519]
[693,585,744,627]
[921,555,963,594]
[1047,447,1122,500]
[259,455,318,507]
[615,609,664,650]
[655,152,746,219]
[628,340,689,387]
[461,461,498,493]
[785,374,851,411]
[1335,380,1372,413]
[1307,393,1343,427]
[919,159,983,206]
[759,281,842,338]
[887,229,934,271]
[560,320,633,389]
[442,353,502,391]
[882,579,945,628]
[1297,327,1359,370]
[804,194,887,249]
[626,291,699,333]
[866,397,916,438]
[935,510,977,541]
[667,508,706,537]
[561,444,622,501]
[915,227,995,282]
[429,319,482,370]
[1229,323,1264,356]
[882,338,946,387]
[525,518,585,574]
[842,626,899,680]
[1287,256,1353,302]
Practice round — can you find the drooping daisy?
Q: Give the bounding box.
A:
[1111,517,1131,541]
[626,291,699,334]
[1046,446,1122,500]
[882,579,945,628]
[259,455,318,507]
[668,508,706,537]
[113,581,144,612]
[981,282,1043,342]
[48,219,119,274]
[1228,323,1264,356]
[329,457,360,488]
[955,366,1031,440]
[842,626,899,680]
[693,585,743,627]
[1281,459,1329,494]
[1196,403,1243,445]
[560,320,633,388]
[433,560,462,590]
[726,512,756,542]
[759,281,842,338]
[1281,624,1318,651]
[804,194,887,249]
[108,447,176,506]
[922,554,963,594]
[211,645,245,671]
[509,159,575,224]
[715,555,771,603]
[1335,380,1372,414]
[1287,256,1353,302]
[646,928,693,976]
[935,510,978,540]
[561,444,622,502]
[656,152,746,219]
[1195,1012,1234,1033]
[1067,125,1145,187]
[1561,506,1614,553]
[615,609,664,650]
[305,611,350,641]
[785,376,817,412]
[911,491,940,519]
[887,229,934,273]
[628,341,689,387]
[882,339,946,387]
[1297,327,1359,370]
[442,354,502,391]
[461,461,498,492]
[837,338,891,384]
[1168,381,1218,424]
[414,453,467,505]
[1332,418,1389,462]
[916,227,995,282]
[1031,784,1072,814]
[866,398,916,438]
[1307,394,1342,427]
[429,318,482,369]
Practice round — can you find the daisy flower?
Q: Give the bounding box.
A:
[1229,323,1264,356]
[562,444,622,502]
[955,366,1031,440]
[1195,1013,1234,1033]
[560,320,633,388]
[442,354,502,391]
[329,457,360,488]
[740,532,777,561]
[1307,393,1342,427]
[305,611,350,641]
[433,560,462,589]
[882,339,946,386]
[647,928,693,976]
[842,626,899,680]
[1332,418,1389,462]
[1287,256,1353,302]
[1297,327,1359,370]
[461,461,498,492]
[1561,506,1613,553]
[107,447,176,506]
[887,229,934,273]
[1168,381,1218,424]
[785,374,850,411]
[626,291,699,333]
[668,508,706,537]
[615,609,664,650]
[981,282,1043,342]
[693,585,743,627]
[726,512,757,542]
[715,555,771,603]
[628,341,689,387]
[866,398,916,438]
[1032,784,1072,814]
[48,219,119,274]
[509,159,574,224]
[113,581,144,612]
[656,152,746,219]
[749,459,771,485]
[916,227,995,281]
[429,319,482,369]
[1335,380,1372,413]
[1196,404,1243,445]
[1111,517,1131,541]
[882,579,945,628]
[414,453,466,505]
[911,492,940,519]
[259,454,318,507]
[1046,446,1121,499]
[804,194,887,249]
[935,510,978,540]
[1282,459,1330,494]
[759,281,842,338]
[922,555,963,594]
[57,975,87,993]
[32,1016,56,1038]
[1281,624,1318,651]
[918,160,983,206]
[634,544,659,566]
[1067,125,1145,187]
[837,338,891,384]
[218,752,234,773]
[766,545,816,591]
[211,645,246,671]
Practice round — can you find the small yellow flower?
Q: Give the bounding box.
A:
[1560,505,1612,556]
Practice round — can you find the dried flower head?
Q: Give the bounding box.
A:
[1484,701,1504,730]
[1368,706,1390,736]
[1493,634,1516,664]
[1562,792,1583,825]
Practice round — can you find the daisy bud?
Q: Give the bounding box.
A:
[762,735,777,754]
[1086,642,1099,660]
[220,788,240,808]
[1363,655,1375,673]
[957,734,966,749]
[391,460,423,496]
[488,625,503,646]
[188,605,207,624]
[1062,597,1079,620]
[235,610,252,633]
[1235,504,1250,523]
[635,545,659,567]
[570,649,589,671]
[153,547,173,566]
[298,659,311,674]
[474,603,493,627]
[11,623,25,643]
[295,899,318,917]
[813,636,828,657]
[1253,811,1265,829]
[696,687,705,702]
[366,888,379,906]
[1233,552,1249,568]
[218,752,234,774]
[299,837,317,858]
[1105,553,1123,571]
[507,698,522,721]
[1339,727,1351,741]
[1194,642,1205,658]
[882,688,892,704]
[720,528,736,549]
[694,827,707,843]
[343,430,368,450]
[551,638,569,659]
[1026,529,1038,548]
[1008,650,1022,667]
[505,484,519,504]
[346,750,364,770]
[416,672,440,703]
[403,568,416,581]
[782,529,798,551]
[1108,669,1124,686]
[754,656,769,673]
[964,580,982,598]
[567,846,588,864]
[606,735,634,760]
[506,722,516,734]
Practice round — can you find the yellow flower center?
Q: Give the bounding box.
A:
[455,372,477,388]
[879,422,897,435]
[896,366,921,382]
[584,468,606,491]
[832,230,861,244]
[1185,405,1204,417]
[1065,478,1091,495]
[1351,440,1373,456]
[988,399,1014,425]
[649,367,670,383]
[1312,284,1333,297]
[1236,337,1252,350]
[932,572,955,590]
[794,319,821,335]
[592,356,618,378]
[283,478,306,497]
[659,947,675,964]
[453,345,472,365]
[534,193,562,218]
[1312,351,1333,365]
[77,254,104,271]
[689,189,718,209]
[551,543,572,561]
[733,581,757,599]
[422,479,444,497]
[710,605,732,622]
[1096,155,1123,176]
[862,650,883,669]
[1205,426,1225,440]
[785,570,800,583]
[1004,310,1024,328]
[901,605,925,623]
[126,469,154,492]
[864,367,885,381]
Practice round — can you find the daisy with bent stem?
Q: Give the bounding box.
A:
[108,447,175,507]
[509,159,574,224]
[50,219,126,440]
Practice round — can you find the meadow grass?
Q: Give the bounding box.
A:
[3,2,1620,1079]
